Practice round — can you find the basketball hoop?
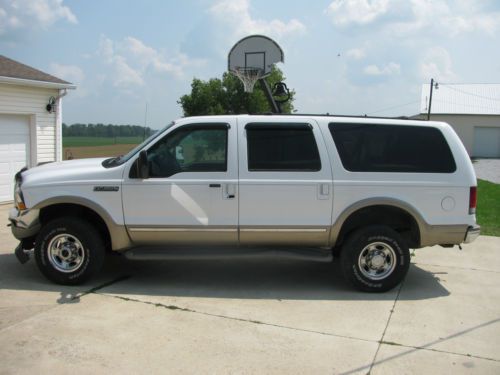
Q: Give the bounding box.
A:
[231,67,264,93]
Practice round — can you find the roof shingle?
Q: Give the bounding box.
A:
[0,55,71,85]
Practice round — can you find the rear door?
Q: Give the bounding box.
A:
[237,119,333,246]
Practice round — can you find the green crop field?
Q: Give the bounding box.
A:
[63,136,144,147]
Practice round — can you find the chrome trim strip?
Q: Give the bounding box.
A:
[129,227,238,232]
[240,228,327,233]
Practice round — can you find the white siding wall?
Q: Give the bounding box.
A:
[0,83,59,164]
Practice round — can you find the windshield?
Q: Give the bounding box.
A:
[104,122,175,167]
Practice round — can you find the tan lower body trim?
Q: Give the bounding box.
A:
[127,226,238,246]
[239,226,330,247]
[240,228,327,233]
[126,226,330,247]
[129,227,237,232]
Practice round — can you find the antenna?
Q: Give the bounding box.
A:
[144,101,148,140]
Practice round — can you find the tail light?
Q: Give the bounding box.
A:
[469,186,477,215]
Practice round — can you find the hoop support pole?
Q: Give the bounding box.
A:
[259,79,281,113]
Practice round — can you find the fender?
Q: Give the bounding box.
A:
[33,196,132,250]
[330,197,427,247]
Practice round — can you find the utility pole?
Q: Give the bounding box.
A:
[428,78,435,121]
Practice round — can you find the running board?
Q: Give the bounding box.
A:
[123,247,333,263]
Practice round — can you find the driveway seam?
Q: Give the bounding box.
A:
[95,292,377,344]
[0,275,131,334]
[367,280,404,374]
[95,290,500,368]
[379,341,500,363]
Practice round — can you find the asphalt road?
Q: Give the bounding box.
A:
[1,204,499,374]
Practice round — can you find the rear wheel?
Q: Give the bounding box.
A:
[34,217,105,285]
[340,225,410,292]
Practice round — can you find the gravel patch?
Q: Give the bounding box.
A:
[473,159,500,184]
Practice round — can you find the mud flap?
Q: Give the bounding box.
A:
[15,243,31,264]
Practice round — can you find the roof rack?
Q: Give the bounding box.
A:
[253,112,424,121]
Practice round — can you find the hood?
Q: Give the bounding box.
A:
[21,158,125,187]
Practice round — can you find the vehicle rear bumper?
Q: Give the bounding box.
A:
[464,225,481,244]
[9,207,41,240]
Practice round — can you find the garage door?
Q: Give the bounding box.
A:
[0,114,30,203]
[474,127,500,158]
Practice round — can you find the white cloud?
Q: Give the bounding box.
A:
[0,0,77,36]
[325,0,390,26]
[98,36,144,88]
[419,46,457,82]
[210,0,306,40]
[324,0,500,36]
[49,63,84,84]
[124,37,183,78]
[364,62,400,76]
[97,35,205,89]
[346,48,366,60]
[112,55,144,87]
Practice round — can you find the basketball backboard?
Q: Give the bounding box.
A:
[228,35,284,76]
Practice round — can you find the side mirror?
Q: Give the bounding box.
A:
[137,150,149,179]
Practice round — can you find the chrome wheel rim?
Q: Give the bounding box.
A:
[47,234,85,273]
[358,241,397,280]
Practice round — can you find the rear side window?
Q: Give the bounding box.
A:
[329,123,456,173]
[246,123,321,171]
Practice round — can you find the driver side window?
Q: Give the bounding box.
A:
[147,125,228,178]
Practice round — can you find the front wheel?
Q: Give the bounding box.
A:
[34,217,105,285]
[340,225,410,292]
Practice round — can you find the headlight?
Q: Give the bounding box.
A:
[14,180,26,210]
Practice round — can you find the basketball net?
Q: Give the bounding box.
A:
[231,67,264,93]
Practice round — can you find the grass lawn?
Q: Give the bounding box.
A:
[477,179,500,236]
[63,136,144,147]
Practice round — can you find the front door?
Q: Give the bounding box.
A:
[122,119,238,245]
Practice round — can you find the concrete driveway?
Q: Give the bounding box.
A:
[1,204,499,374]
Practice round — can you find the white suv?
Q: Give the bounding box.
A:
[9,115,480,292]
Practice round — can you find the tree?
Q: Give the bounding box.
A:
[178,66,295,116]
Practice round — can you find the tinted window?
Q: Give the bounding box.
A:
[147,125,228,177]
[246,123,321,171]
[329,123,456,173]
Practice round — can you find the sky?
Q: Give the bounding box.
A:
[1,0,500,129]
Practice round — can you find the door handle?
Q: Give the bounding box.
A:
[209,184,221,188]
[224,183,236,199]
[318,183,330,200]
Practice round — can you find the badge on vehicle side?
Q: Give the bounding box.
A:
[93,186,120,192]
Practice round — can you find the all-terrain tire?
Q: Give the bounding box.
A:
[340,225,410,292]
[34,217,105,285]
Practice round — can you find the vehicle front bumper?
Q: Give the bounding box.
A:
[9,207,41,240]
[464,225,481,244]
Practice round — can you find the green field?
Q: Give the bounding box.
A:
[477,179,500,237]
[63,136,144,147]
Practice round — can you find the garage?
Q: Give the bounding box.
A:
[0,54,75,203]
[416,83,500,157]
[0,114,30,202]
[474,127,500,158]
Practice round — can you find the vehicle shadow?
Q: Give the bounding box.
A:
[0,253,450,303]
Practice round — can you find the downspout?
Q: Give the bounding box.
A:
[55,89,68,161]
